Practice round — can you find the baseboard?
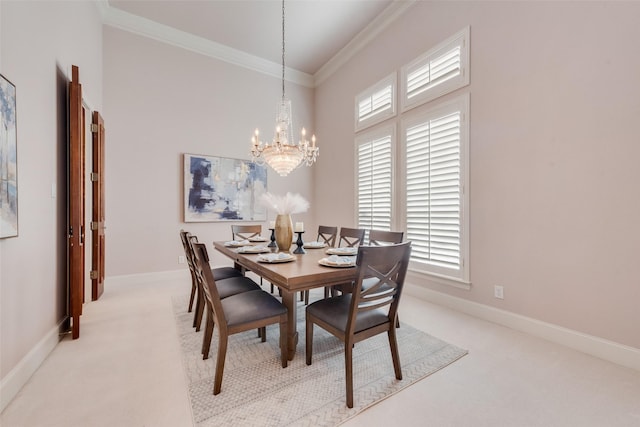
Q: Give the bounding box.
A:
[405,284,640,372]
[0,320,66,413]
[105,269,189,286]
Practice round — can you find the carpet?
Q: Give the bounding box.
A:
[172,293,467,427]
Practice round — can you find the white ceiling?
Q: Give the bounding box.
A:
[108,0,395,76]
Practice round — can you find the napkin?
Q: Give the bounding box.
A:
[225,239,250,246]
[259,253,292,262]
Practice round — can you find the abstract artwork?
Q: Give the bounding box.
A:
[184,153,267,222]
[1,74,17,239]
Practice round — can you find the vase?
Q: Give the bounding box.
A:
[275,214,293,252]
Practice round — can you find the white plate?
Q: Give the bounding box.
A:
[326,247,358,256]
[257,253,296,263]
[303,241,326,249]
[318,257,356,268]
[224,240,252,247]
[249,236,267,242]
[236,245,270,254]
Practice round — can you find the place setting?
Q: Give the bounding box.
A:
[223,239,252,247]
[318,254,356,268]
[256,252,296,263]
[325,246,358,256]
[235,245,271,254]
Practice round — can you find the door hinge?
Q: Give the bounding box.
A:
[90,172,99,182]
[91,123,99,133]
[90,270,98,280]
[90,221,98,230]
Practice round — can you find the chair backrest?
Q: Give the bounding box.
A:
[317,225,338,247]
[348,242,412,335]
[180,230,198,276]
[231,224,262,240]
[338,227,366,247]
[191,242,228,334]
[368,230,404,246]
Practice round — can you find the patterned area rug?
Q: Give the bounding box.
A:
[172,294,467,427]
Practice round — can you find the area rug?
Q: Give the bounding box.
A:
[172,294,467,427]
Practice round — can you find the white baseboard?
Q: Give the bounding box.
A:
[105,269,189,286]
[0,320,66,413]
[405,284,640,372]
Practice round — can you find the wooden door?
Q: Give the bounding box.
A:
[68,65,84,339]
[91,111,105,300]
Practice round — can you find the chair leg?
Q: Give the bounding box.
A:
[279,318,288,368]
[213,334,228,395]
[194,290,205,331]
[304,290,309,305]
[202,312,214,359]
[305,319,314,366]
[192,288,201,328]
[188,279,196,312]
[388,327,403,380]
[299,291,304,302]
[345,340,354,408]
[323,287,330,298]
[260,326,267,342]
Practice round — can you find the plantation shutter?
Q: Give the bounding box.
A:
[406,111,461,270]
[358,135,392,232]
[358,85,393,123]
[406,46,461,101]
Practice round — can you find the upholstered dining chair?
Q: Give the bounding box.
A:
[191,242,288,395]
[302,225,339,304]
[323,227,366,298]
[368,229,404,246]
[181,232,261,331]
[305,241,411,408]
[231,224,262,241]
[179,230,244,314]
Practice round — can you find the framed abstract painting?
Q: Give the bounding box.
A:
[183,153,268,222]
[1,74,17,239]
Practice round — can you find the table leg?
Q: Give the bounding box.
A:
[280,289,298,360]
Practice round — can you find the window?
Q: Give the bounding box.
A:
[355,73,396,131]
[402,94,469,282]
[401,27,469,112]
[356,125,394,233]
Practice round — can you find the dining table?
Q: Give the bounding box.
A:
[213,240,358,360]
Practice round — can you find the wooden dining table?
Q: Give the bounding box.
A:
[213,241,357,360]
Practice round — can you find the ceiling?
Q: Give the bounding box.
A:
[107,0,395,76]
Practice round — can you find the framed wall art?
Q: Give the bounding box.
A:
[1,74,17,239]
[183,153,268,222]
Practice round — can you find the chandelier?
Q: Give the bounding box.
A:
[251,0,318,177]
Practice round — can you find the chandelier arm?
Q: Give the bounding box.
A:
[281,0,285,100]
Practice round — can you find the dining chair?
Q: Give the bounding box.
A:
[305,241,411,408]
[302,225,339,304]
[231,224,262,241]
[191,242,288,395]
[323,227,366,298]
[179,230,244,314]
[182,232,261,331]
[231,224,272,291]
[368,229,404,246]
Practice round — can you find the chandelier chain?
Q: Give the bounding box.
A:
[281,0,285,100]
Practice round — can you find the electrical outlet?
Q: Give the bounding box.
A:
[494,285,504,300]
[178,255,186,264]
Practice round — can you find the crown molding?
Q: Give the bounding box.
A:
[97,0,314,88]
[313,0,418,86]
[97,0,413,88]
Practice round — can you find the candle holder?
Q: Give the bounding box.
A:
[293,231,306,254]
[268,228,277,248]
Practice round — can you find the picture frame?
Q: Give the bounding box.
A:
[183,153,268,222]
[1,73,18,239]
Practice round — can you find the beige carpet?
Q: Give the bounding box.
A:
[173,294,467,427]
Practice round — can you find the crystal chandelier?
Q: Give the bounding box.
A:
[251,0,318,177]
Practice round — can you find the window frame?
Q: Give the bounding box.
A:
[354,123,397,234]
[354,72,397,132]
[400,27,470,113]
[399,93,470,285]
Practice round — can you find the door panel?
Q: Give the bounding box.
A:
[92,111,105,300]
[68,65,84,339]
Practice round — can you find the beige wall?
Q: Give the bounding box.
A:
[315,1,640,349]
[102,27,316,276]
[0,1,103,377]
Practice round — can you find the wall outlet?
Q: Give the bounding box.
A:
[178,255,186,264]
[494,285,504,300]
